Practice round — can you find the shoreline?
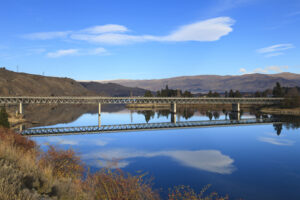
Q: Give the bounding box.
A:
[260,107,300,116]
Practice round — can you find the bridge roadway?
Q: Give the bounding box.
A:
[0,96,284,105]
[21,118,281,136]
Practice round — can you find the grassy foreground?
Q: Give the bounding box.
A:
[0,128,228,200]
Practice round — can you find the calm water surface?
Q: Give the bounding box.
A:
[29,106,300,200]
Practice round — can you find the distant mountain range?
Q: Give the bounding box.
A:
[1,68,300,96]
[98,73,300,93]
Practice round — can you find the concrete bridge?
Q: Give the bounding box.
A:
[21,118,281,136]
[0,96,284,125]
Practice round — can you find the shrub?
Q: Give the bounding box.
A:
[0,107,10,128]
[39,146,84,179]
[83,168,159,200]
[168,185,229,200]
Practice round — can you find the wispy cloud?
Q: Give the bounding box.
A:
[257,43,294,57]
[258,137,295,146]
[46,47,108,58]
[47,49,78,58]
[239,65,289,74]
[23,17,235,45]
[81,24,129,34]
[24,31,71,40]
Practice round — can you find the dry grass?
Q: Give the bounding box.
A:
[168,185,229,200]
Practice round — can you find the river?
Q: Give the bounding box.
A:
[25,105,300,200]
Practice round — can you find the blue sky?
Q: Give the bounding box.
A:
[0,0,299,80]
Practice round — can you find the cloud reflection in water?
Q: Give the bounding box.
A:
[83,149,236,174]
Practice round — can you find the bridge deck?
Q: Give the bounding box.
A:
[0,96,284,105]
[21,118,280,136]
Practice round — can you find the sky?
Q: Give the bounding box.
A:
[0,0,299,80]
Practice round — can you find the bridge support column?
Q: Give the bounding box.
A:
[98,103,101,127]
[232,103,240,112]
[171,113,177,123]
[19,102,23,115]
[171,103,176,114]
[171,103,176,123]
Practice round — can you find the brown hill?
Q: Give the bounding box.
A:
[0,68,94,96]
[99,72,300,93]
[0,68,148,96]
[79,82,148,97]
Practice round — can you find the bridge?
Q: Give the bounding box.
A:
[21,118,281,136]
[0,96,284,125]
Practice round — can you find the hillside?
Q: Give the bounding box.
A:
[99,72,300,93]
[0,68,95,96]
[80,81,148,97]
[0,68,148,97]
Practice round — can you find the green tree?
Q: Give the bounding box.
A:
[273,82,284,97]
[207,91,213,97]
[224,91,228,97]
[234,90,242,98]
[229,89,234,97]
[254,91,261,97]
[0,107,10,128]
[182,90,193,97]
[144,90,153,97]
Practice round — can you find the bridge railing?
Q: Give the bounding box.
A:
[0,96,285,105]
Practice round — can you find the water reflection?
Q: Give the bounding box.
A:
[82,149,235,174]
[28,105,300,200]
[258,137,295,146]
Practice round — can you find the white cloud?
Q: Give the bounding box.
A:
[24,17,235,45]
[71,33,146,45]
[82,148,236,174]
[257,44,294,57]
[258,137,295,146]
[24,31,71,40]
[82,24,128,34]
[46,47,107,58]
[240,65,289,74]
[163,17,234,42]
[47,49,78,58]
[239,68,247,73]
[264,52,284,57]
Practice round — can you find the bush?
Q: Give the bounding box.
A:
[168,185,228,200]
[84,169,159,200]
[0,107,10,128]
[39,146,84,179]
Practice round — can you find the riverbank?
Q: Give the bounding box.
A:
[260,107,300,115]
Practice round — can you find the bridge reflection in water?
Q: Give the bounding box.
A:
[21,117,281,136]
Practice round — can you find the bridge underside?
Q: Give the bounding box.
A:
[21,118,280,137]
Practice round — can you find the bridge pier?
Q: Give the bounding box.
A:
[171,103,177,123]
[171,103,176,114]
[232,103,240,112]
[171,113,177,123]
[98,103,101,127]
[19,102,23,115]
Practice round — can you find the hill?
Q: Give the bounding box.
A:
[79,81,148,96]
[0,68,147,96]
[99,72,300,93]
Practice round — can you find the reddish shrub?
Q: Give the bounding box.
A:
[39,146,84,179]
[0,127,36,152]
